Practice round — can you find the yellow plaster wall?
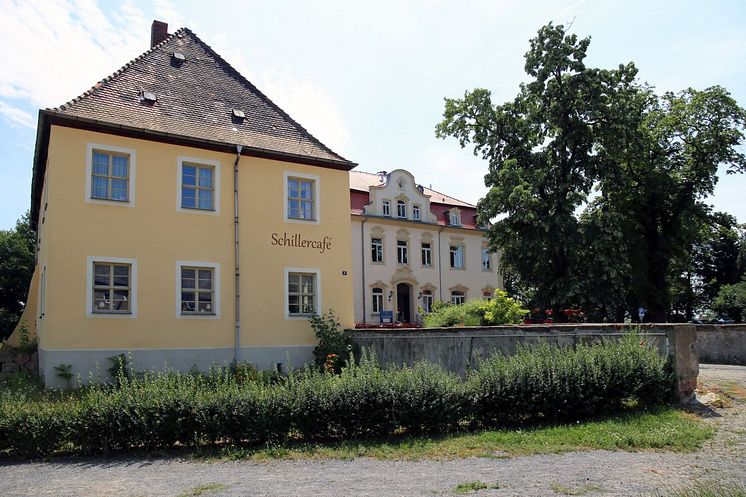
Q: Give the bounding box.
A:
[40,126,353,351]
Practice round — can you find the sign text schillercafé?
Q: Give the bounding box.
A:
[271,232,333,254]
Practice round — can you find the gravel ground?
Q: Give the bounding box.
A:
[0,364,744,497]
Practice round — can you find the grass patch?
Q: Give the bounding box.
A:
[652,480,746,497]
[177,483,227,497]
[204,407,712,462]
[454,480,501,494]
[550,483,603,495]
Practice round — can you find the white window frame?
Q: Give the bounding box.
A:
[372,287,384,314]
[413,204,420,221]
[86,256,138,318]
[382,200,391,217]
[85,143,136,207]
[450,244,465,269]
[397,239,409,265]
[421,242,432,267]
[449,208,461,226]
[177,157,221,215]
[371,237,384,263]
[397,200,407,219]
[481,247,492,271]
[175,261,221,319]
[451,291,465,305]
[421,290,433,313]
[284,267,321,320]
[284,171,320,224]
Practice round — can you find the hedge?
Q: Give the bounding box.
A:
[0,333,670,456]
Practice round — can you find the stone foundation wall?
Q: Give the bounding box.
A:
[0,348,38,378]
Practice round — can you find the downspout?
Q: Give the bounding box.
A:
[360,207,368,322]
[437,225,445,302]
[233,145,243,364]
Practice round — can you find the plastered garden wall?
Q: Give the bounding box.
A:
[348,324,700,402]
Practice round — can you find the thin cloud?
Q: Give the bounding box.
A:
[0,101,35,128]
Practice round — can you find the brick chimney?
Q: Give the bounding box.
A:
[150,20,169,48]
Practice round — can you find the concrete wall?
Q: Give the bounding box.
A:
[697,324,746,365]
[348,324,700,402]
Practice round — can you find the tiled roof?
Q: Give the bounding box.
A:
[49,28,353,167]
[349,170,475,207]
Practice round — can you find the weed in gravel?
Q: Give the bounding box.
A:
[453,480,501,494]
[177,483,227,497]
[550,482,603,495]
[651,479,746,497]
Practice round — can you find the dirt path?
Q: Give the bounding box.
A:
[0,365,744,497]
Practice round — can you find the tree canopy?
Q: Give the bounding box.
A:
[0,212,36,340]
[437,23,746,322]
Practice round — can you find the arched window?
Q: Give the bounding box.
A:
[421,290,433,313]
[451,291,465,305]
[372,288,384,313]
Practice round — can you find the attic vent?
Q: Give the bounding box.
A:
[172,52,186,62]
[140,91,157,103]
[232,109,245,119]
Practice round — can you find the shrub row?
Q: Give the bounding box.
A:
[0,333,670,456]
[423,293,528,328]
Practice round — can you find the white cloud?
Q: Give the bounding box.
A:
[0,101,35,128]
[0,0,149,109]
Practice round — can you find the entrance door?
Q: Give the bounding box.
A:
[396,283,411,323]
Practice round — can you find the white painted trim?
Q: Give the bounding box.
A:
[176,156,221,215]
[175,261,221,319]
[84,143,136,207]
[283,170,320,225]
[284,267,322,320]
[86,256,138,318]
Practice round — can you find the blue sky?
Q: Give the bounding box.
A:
[1,0,745,229]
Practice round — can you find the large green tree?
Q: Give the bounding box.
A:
[0,212,36,340]
[436,23,635,320]
[437,23,746,322]
[596,87,746,321]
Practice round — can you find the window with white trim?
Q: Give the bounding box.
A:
[451,291,465,305]
[397,200,407,218]
[382,200,391,217]
[180,266,215,314]
[481,247,492,271]
[288,272,317,316]
[421,290,433,313]
[413,204,420,220]
[371,237,383,263]
[93,262,131,313]
[397,240,408,264]
[287,177,316,220]
[181,163,215,210]
[372,288,384,313]
[449,209,461,226]
[421,242,432,267]
[450,245,465,269]
[91,150,130,201]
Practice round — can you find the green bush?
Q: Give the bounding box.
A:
[467,332,670,424]
[424,292,528,328]
[309,310,349,371]
[0,334,669,457]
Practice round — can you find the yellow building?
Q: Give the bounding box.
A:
[20,22,356,386]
